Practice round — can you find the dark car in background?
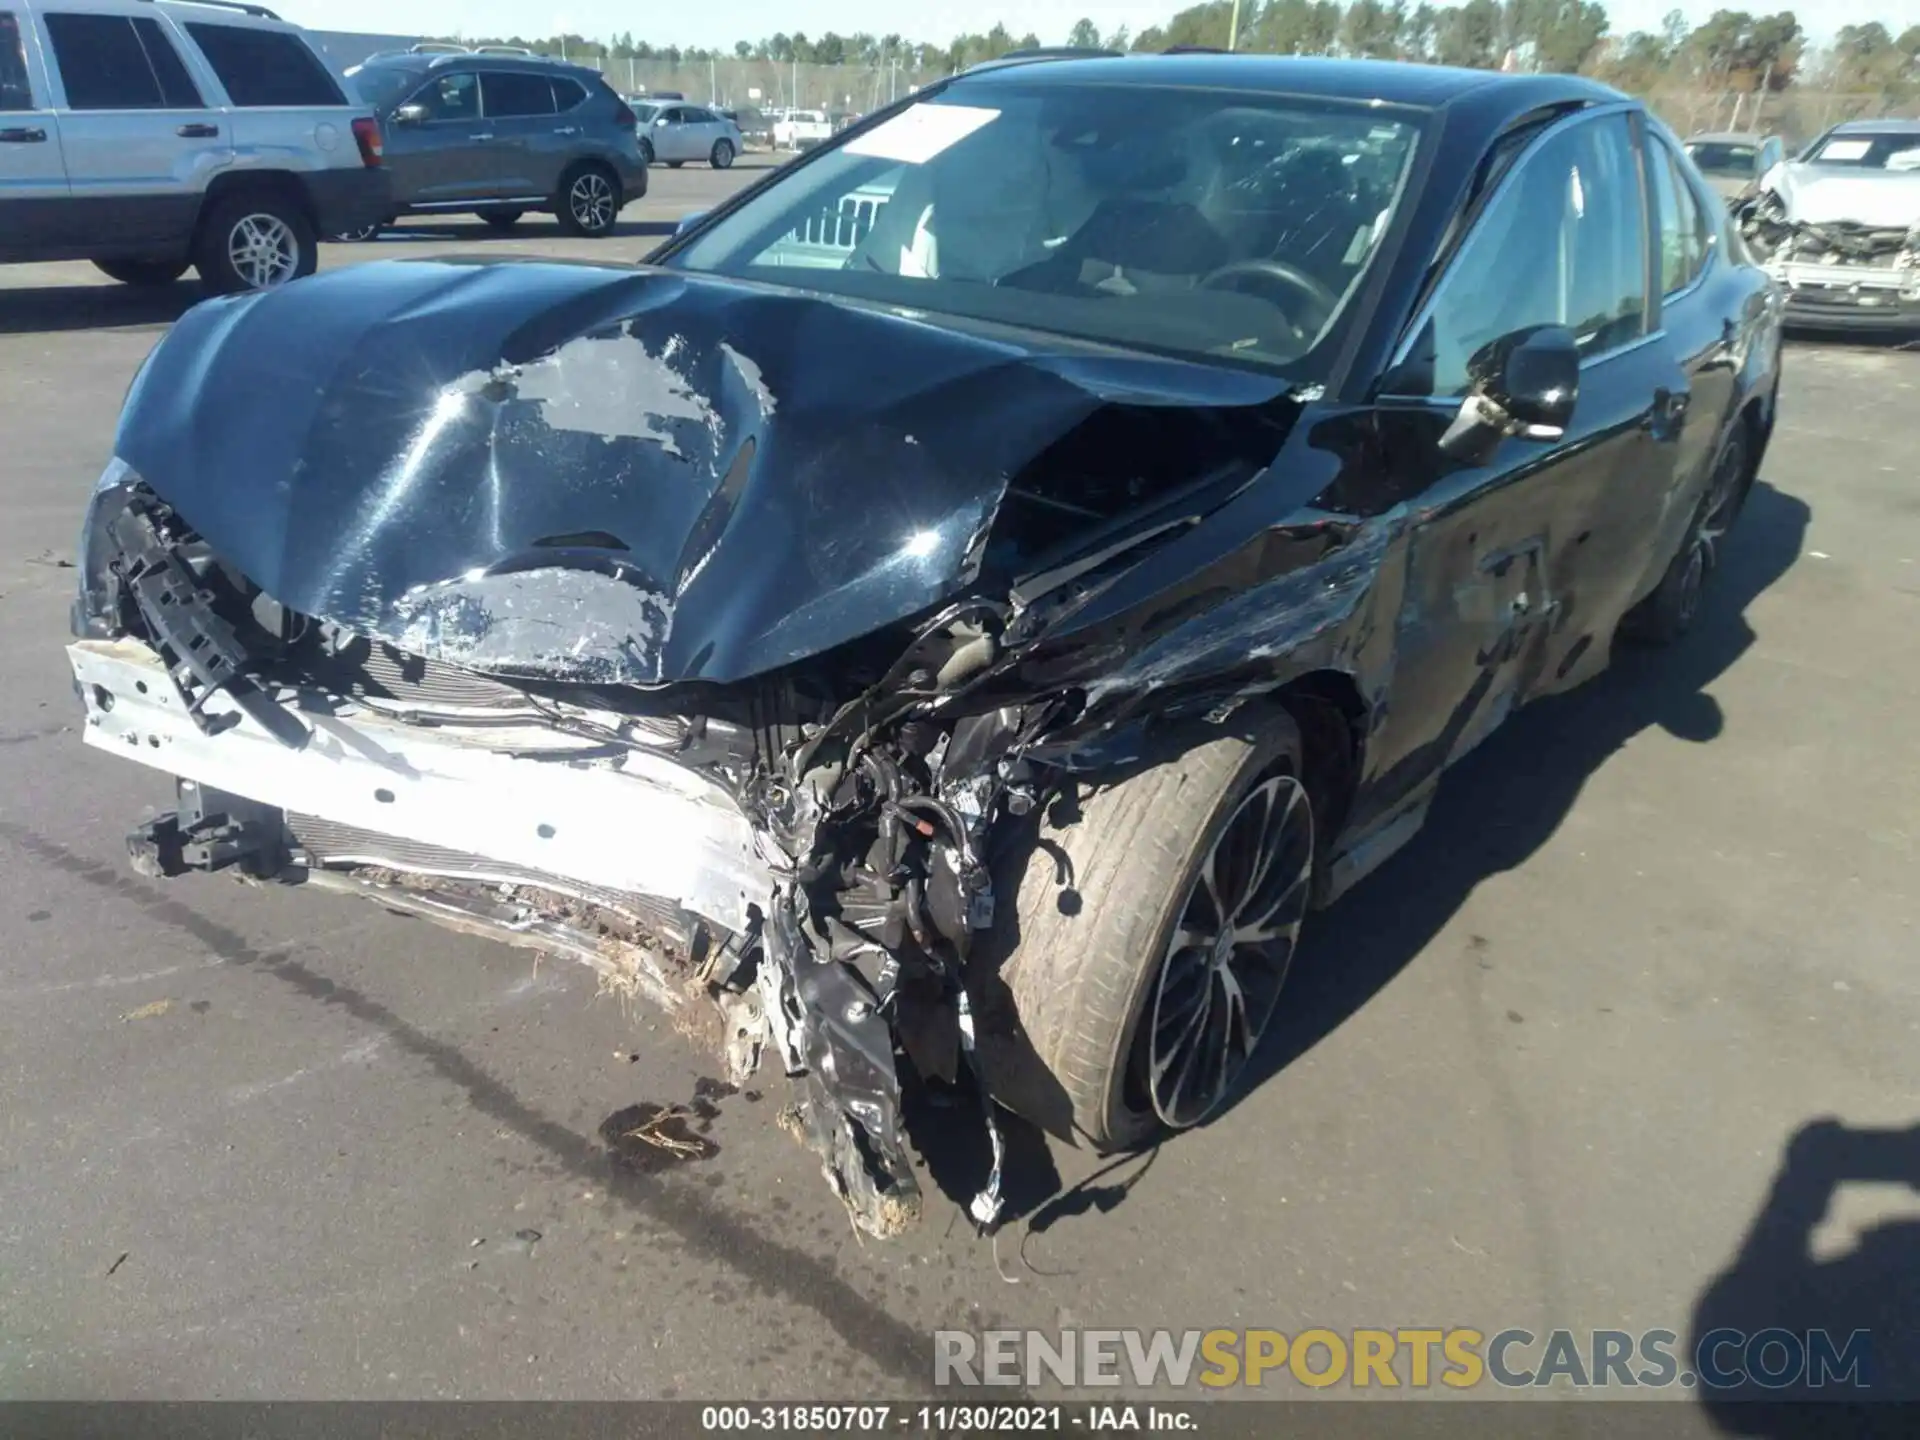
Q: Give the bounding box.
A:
[1684,131,1785,204]
[67,54,1782,1239]
[337,47,647,238]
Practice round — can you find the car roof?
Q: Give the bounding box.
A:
[1831,117,1920,135]
[355,49,601,81]
[951,52,1621,113]
[29,0,295,24]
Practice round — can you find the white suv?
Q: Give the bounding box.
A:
[0,0,390,291]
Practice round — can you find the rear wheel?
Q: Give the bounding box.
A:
[553,163,621,237]
[478,208,524,231]
[710,139,735,169]
[1622,422,1752,646]
[92,258,188,286]
[977,714,1313,1150]
[194,192,316,294]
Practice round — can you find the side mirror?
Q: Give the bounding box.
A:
[393,103,427,127]
[673,210,708,238]
[1440,324,1579,464]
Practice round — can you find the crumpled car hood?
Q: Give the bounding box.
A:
[113,259,1287,685]
[1769,164,1920,229]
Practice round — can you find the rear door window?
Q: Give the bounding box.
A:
[184,24,343,107]
[1652,143,1710,294]
[1,12,32,109]
[0,11,31,109]
[43,12,202,109]
[480,70,555,118]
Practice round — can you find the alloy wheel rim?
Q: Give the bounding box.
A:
[1696,438,1747,565]
[1145,773,1314,1129]
[228,213,299,288]
[715,142,733,167]
[571,173,614,231]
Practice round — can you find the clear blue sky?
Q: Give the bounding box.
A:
[279,0,1900,51]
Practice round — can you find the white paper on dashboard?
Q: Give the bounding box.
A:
[845,105,1000,165]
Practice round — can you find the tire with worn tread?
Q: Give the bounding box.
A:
[976,713,1308,1151]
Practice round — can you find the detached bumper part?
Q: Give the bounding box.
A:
[129,782,287,879]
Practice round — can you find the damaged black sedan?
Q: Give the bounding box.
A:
[68,53,1783,1236]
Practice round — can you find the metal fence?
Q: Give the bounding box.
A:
[568,57,949,114]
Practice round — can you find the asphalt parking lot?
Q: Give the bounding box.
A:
[2,158,1918,1423]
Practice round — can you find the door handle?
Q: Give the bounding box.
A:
[176,122,219,138]
[0,127,47,143]
[469,132,495,141]
[1645,386,1690,438]
[553,125,579,136]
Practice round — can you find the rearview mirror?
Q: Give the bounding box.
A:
[393,103,427,126]
[1440,324,1579,464]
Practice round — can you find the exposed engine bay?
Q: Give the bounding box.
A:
[1738,160,1920,321]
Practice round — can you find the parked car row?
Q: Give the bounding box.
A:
[0,0,387,289]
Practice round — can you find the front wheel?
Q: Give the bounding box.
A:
[710,139,735,169]
[553,164,621,238]
[194,193,317,294]
[638,138,655,166]
[92,258,189,286]
[977,714,1313,1150]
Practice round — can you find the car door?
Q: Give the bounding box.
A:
[36,8,228,254]
[477,69,558,200]
[1626,132,1746,598]
[680,105,720,161]
[382,68,493,204]
[1357,109,1675,819]
[0,7,71,257]
[652,104,693,162]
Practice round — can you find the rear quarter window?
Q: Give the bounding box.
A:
[552,76,588,111]
[185,23,344,107]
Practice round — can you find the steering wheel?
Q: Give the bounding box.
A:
[1198,259,1342,338]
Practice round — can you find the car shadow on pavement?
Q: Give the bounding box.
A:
[0,280,206,336]
[1688,1117,1920,1436]
[1238,476,1810,1104]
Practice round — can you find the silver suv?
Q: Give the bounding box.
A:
[0,0,389,291]
[340,47,649,239]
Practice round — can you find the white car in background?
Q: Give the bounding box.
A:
[773,108,832,151]
[635,101,741,169]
